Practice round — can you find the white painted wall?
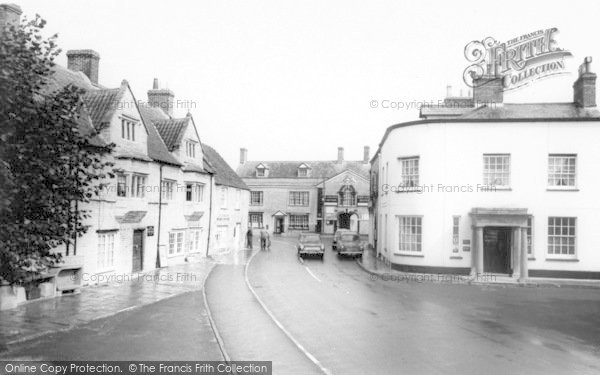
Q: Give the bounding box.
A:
[376,120,600,272]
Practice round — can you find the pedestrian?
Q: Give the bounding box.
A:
[246,227,253,249]
[260,225,270,250]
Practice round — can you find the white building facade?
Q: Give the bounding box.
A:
[373,58,600,280]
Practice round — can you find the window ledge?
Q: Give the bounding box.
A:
[394,252,424,257]
[487,187,512,191]
[545,258,579,262]
[449,256,463,260]
[546,188,579,192]
[528,257,536,261]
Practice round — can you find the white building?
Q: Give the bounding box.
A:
[42,48,248,288]
[372,57,600,280]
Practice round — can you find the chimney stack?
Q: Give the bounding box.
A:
[0,3,21,30]
[240,148,248,164]
[337,147,344,163]
[573,56,596,108]
[67,49,100,85]
[147,78,175,117]
[363,146,370,164]
[472,69,503,106]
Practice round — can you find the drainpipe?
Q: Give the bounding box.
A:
[156,164,163,267]
[205,173,214,257]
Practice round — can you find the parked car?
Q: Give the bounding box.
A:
[337,233,364,258]
[297,233,325,259]
[332,229,353,250]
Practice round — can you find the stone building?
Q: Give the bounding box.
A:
[237,147,370,236]
[372,58,600,280]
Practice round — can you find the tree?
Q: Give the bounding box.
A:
[0,16,114,285]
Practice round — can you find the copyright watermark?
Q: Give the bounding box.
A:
[369,272,497,283]
[71,272,200,284]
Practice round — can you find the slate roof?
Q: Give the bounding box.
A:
[138,106,182,166]
[83,88,122,128]
[153,118,189,151]
[202,144,249,190]
[236,160,370,180]
[421,102,600,120]
[459,103,600,120]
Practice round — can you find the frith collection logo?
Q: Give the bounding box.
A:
[463,28,572,90]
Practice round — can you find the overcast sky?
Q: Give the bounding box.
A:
[17,0,600,166]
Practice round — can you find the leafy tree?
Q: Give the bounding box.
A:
[0,16,114,285]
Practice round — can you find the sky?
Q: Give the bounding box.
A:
[15,0,600,166]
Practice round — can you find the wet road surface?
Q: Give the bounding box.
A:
[204,248,322,374]
[208,236,600,375]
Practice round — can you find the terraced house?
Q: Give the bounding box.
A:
[40,46,248,290]
[237,147,370,236]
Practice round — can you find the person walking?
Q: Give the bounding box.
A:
[260,225,270,250]
[246,228,253,249]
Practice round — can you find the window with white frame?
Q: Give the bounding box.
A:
[161,180,175,201]
[97,232,115,270]
[340,186,356,207]
[548,154,576,188]
[121,118,137,141]
[483,154,510,187]
[185,183,204,202]
[186,141,197,158]
[249,212,263,228]
[117,174,127,197]
[289,191,309,206]
[298,167,308,177]
[220,187,228,207]
[452,216,459,252]
[187,229,202,253]
[131,174,147,198]
[400,157,419,187]
[235,189,241,210]
[289,214,309,230]
[256,167,266,177]
[398,216,422,252]
[250,191,263,206]
[168,231,185,255]
[526,216,533,256]
[547,217,576,257]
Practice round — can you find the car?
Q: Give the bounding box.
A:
[297,233,325,259]
[332,229,353,250]
[337,233,364,258]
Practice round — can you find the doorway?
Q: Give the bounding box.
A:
[483,227,511,274]
[274,217,284,234]
[338,213,351,229]
[132,229,144,273]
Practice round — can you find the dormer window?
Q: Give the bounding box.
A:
[256,164,268,177]
[186,140,197,158]
[297,163,310,177]
[121,118,137,141]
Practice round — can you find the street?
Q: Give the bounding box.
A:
[207,236,600,375]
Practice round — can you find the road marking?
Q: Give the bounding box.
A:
[305,267,322,283]
[245,246,332,375]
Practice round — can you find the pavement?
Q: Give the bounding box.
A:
[0,256,219,355]
[357,246,600,289]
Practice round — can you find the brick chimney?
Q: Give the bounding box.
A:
[0,3,21,30]
[573,57,596,108]
[66,50,100,85]
[472,66,503,106]
[363,146,370,164]
[337,147,344,163]
[147,78,175,117]
[240,148,248,164]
